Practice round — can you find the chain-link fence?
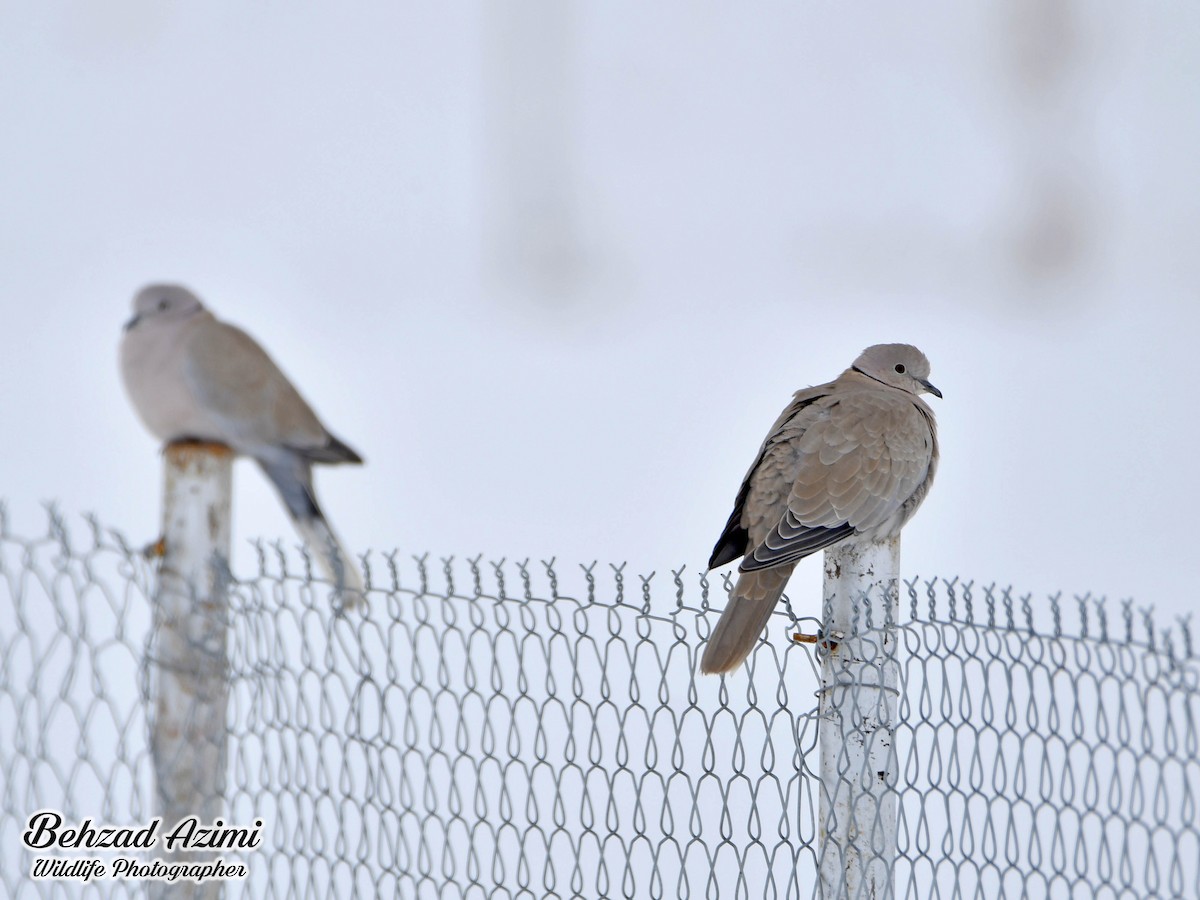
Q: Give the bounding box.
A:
[2,507,1198,898]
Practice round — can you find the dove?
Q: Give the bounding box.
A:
[701,343,940,674]
[120,284,365,601]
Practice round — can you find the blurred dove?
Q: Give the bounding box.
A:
[120,284,365,602]
[701,344,941,674]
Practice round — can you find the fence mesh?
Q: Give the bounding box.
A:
[1,507,1198,898]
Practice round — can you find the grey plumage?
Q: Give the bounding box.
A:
[701,344,940,674]
[120,284,365,602]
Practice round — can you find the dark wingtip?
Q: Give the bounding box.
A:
[328,434,364,464]
[297,434,363,465]
[708,525,748,570]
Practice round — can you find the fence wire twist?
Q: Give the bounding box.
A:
[1,507,1198,898]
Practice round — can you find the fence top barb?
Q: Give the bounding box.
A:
[2,505,1192,672]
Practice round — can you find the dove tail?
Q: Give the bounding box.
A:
[700,566,793,674]
[291,515,365,601]
[257,456,365,606]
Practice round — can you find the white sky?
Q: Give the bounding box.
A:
[2,2,1198,624]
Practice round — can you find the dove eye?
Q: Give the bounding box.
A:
[158,299,169,311]
[894,364,906,374]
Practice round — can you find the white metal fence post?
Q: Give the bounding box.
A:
[148,442,233,900]
[818,537,901,900]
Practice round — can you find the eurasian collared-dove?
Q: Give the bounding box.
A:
[701,344,941,674]
[120,284,365,601]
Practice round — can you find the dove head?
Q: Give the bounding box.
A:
[852,343,942,398]
[126,284,205,331]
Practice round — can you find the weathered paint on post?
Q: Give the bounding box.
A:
[818,537,900,900]
[149,442,232,900]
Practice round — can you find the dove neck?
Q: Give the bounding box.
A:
[850,365,894,390]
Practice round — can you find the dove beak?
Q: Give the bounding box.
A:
[123,313,141,332]
[920,379,943,399]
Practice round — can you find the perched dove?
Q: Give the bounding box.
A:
[701,344,941,675]
[120,284,365,600]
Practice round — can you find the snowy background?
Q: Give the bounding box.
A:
[2,2,1198,618]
